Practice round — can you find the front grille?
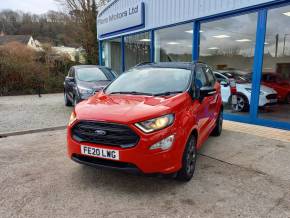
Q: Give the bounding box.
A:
[266,94,277,100]
[72,121,139,148]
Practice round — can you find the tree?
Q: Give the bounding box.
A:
[56,0,109,64]
[0,9,81,47]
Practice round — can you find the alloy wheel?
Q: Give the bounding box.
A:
[186,138,196,176]
[232,95,245,112]
[218,111,223,130]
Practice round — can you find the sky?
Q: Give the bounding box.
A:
[0,0,60,14]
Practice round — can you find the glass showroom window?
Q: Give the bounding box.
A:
[155,23,193,62]
[103,38,122,74]
[258,5,290,123]
[124,32,151,70]
[199,13,258,115]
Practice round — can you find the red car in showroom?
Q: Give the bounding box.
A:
[67,62,223,181]
[262,73,290,104]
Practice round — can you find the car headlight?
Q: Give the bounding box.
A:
[78,86,93,95]
[68,111,77,126]
[135,114,174,133]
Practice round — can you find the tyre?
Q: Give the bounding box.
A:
[232,94,249,112]
[176,135,197,182]
[211,109,223,137]
[73,96,78,107]
[64,92,72,107]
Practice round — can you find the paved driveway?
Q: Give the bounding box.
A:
[0,129,289,218]
[1,94,290,217]
[0,94,72,134]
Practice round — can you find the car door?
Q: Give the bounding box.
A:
[193,65,212,142]
[203,66,219,124]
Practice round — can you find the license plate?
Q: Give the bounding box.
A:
[81,145,119,160]
[232,95,237,104]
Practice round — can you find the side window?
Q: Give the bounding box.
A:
[68,68,72,77]
[215,73,227,82]
[71,69,75,78]
[68,68,75,78]
[203,66,216,87]
[195,65,209,88]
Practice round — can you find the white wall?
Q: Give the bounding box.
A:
[98,0,279,39]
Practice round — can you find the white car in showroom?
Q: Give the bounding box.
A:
[214,71,278,112]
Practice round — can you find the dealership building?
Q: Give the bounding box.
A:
[97,0,290,130]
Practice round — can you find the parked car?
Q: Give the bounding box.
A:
[261,72,290,104]
[64,65,117,106]
[67,62,223,181]
[214,71,278,112]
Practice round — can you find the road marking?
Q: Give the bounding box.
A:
[0,126,66,138]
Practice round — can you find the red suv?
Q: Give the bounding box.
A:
[67,63,223,181]
[262,73,290,104]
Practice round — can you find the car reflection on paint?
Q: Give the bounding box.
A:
[214,70,278,112]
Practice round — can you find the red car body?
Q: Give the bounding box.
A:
[262,73,290,103]
[67,63,223,180]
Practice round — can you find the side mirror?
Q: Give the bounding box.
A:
[66,77,75,83]
[220,80,229,87]
[199,87,216,101]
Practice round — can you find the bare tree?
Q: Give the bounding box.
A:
[56,0,109,64]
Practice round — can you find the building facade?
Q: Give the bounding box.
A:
[97,0,290,130]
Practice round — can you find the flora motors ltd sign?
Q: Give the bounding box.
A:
[97,2,145,37]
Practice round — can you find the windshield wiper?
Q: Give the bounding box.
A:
[109,91,154,96]
[154,91,183,96]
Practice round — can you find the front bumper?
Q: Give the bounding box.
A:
[71,154,141,174]
[67,122,187,174]
[259,95,278,107]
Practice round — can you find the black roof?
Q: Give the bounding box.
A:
[0,35,32,45]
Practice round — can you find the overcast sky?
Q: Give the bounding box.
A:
[0,0,60,14]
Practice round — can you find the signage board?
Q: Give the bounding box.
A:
[98,2,145,37]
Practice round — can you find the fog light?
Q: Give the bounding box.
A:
[149,135,175,150]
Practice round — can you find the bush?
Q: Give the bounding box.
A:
[0,42,74,96]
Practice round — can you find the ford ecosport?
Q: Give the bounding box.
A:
[67,62,223,181]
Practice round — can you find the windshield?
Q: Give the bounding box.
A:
[76,68,109,82]
[105,67,191,95]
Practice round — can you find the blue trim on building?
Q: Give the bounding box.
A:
[121,36,125,73]
[192,21,200,62]
[98,40,103,65]
[250,9,268,119]
[150,30,155,62]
